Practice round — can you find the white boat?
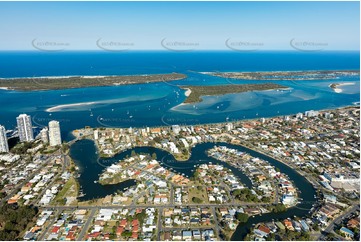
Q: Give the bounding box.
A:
[78,192,86,198]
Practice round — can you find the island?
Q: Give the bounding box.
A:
[0,73,186,91]
[329,82,356,93]
[201,70,359,80]
[180,83,287,103]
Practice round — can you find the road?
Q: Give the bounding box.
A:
[77,207,97,240]
[169,185,174,206]
[1,154,56,205]
[37,208,62,241]
[317,204,359,241]
[42,201,272,210]
[34,153,68,206]
[156,207,163,241]
[211,207,221,240]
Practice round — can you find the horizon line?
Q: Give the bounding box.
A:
[0,49,359,52]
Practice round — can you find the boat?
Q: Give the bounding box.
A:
[78,192,86,198]
[94,180,98,183]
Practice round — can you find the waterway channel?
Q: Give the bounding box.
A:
[70,139,317,240]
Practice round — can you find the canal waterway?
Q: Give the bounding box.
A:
[70,139,317,240]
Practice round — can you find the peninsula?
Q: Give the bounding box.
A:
[180,83,287,103]
[202,70,359,81]
[0,73,186,91]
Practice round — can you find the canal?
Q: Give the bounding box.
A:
[70,139,317,240]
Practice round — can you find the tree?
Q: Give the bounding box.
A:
[192,197,203,203]
[312,223,319,231]
[193,171,200,179]
[121,231,132,238]
[236,213,249,223]
[0,204,38,240]
[232,189,242,196]
[152,153,157,159]
[272,204,287,213]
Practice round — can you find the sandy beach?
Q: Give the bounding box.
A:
[329,82,355,93]
[46,101,97,112]
[184,88,192,97]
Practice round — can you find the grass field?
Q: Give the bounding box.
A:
[51,176,78,205]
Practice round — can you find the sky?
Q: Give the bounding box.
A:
[0,1,359,51]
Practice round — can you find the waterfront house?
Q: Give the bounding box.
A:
[340,227,354,239]
[254,229,268,238]
[283,219,294,231]
[258,224,271,235]
[300,220,310,232]
[347,217,360,229]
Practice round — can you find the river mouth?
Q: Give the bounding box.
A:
[70,139,317,240]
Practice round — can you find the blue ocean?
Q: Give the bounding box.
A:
[0,51,359,141]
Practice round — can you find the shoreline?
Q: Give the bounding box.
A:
[71,131,191,162]
[329,82,355,93]
[69,104,359,142]
[201,70,360,81]
[180,83,287,104]
[46,101,97,112]
[0,73,187,91]
[184,88,192,97]
[70,105,358,175]
[68,105,359,169]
